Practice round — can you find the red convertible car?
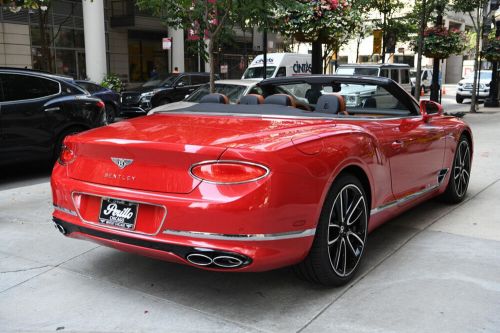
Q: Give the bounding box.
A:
[51,75,472,286]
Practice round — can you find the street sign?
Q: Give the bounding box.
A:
[373,30,382,54]
[220,64,228,74]
[162,37,172,50]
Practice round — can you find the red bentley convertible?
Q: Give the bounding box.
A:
[51,75,472,286]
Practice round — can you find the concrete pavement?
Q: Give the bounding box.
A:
[1,109,499,332]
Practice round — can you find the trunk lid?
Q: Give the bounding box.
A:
[66,113,333,193]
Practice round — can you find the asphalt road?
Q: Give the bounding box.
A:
[1,99,499,332]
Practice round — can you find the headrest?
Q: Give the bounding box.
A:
[200,93,229,104]
[239,94,264,105]
[315,94,347,114]
[263,94,296,107]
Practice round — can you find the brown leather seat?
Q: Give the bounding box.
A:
[200,93,229,104]
[263,94,296,107]
[239,94,264,105]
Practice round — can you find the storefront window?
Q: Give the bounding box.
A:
[128,38,167,82]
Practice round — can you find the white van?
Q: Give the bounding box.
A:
[242,53,312,80]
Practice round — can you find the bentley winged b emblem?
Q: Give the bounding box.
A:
[111,157,134,169]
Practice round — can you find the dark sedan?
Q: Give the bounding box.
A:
[120,72,211,117]
[75,80,121,123]
[0,68,107,165]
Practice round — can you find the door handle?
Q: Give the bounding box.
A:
[44,106,61,112]
[391,140,404,149]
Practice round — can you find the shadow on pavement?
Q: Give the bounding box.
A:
[0,161,53,191]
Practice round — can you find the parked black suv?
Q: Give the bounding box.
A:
[0,68,107,165]
[120,72,212,117]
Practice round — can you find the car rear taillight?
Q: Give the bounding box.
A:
[96,100,105,109]
[58,142,76,165]
[190,161,269,184]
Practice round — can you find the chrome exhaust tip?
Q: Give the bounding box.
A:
[212,255,244,268]
[54,223,67,235]
[186,253,213,266]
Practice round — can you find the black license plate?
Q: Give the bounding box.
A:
[99,198,138,230]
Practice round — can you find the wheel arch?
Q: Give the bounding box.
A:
[336,164,372,215]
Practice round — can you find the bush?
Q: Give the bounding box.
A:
[420,26,467,59]
[101,73,124,92]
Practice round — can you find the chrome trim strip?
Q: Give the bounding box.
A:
[189,160,271,185]
[162,228,316,241]
[370,183,440,216]
[53,204,78,216]
[70,191,168,236]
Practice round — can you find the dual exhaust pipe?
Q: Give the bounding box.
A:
[186,251,250,269]
[54,222,67,235]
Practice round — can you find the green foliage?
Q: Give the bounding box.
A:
[273,0,367,52]
[483,37,500,61]
[101,73,124,93]
[418,26,467,59]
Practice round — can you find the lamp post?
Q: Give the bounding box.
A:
[485,10,500,107]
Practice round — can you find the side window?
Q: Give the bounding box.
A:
[380,69,389,78]
[191,75,209,85]
[276,67,287,77]
[176,75,191,87]
[0,73,59,102]
[390,69,399,82]
[400,70,410,84]
[422,71,428,80]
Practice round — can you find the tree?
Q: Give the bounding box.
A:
[274,0,368,73]
[453,0,492,112]
[137,0,296,92]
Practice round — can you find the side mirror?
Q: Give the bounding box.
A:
[420,100,443,122]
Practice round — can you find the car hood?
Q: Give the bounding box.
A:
[147,101,195,115]
[122,86,169,94]
[459,77,491,84]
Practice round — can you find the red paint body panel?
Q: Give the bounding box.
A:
[51,112,472,272]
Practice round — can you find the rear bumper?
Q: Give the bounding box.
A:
[51,167,318,272]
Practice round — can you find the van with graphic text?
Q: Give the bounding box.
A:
[241,53,312,80]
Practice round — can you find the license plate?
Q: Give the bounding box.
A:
[99,198,138,230]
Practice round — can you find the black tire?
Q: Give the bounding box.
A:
[456,95,464,104]
[441,135,471,203]
[294,173,369,286]
[105,103,116,123]
[53,127,86,163]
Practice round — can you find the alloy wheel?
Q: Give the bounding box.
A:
[327,184,367,277]
[453,140,471,198]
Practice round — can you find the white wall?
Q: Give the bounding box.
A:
[0,23,31,68]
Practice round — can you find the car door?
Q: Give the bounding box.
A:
[171,75,194,101]
[0,73,61,162]
[372,86,446,200]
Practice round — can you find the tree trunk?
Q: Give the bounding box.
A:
[430,7,443,103]
[470,7,482,113]
[208,38,215,93]
[38,8,52,72]
[414,0,426,101]
[311,40,322,74]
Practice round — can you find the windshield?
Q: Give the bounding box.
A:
[186,83,249,103]
[466,71,492,80]
[336,67,379,76]
[243,66,276,79]
[141,74,177,88]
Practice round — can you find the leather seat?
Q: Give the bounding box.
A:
[200,93,229,104]
[263,94,296,107]
[239,94,264,105]
[315,94,348,115]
